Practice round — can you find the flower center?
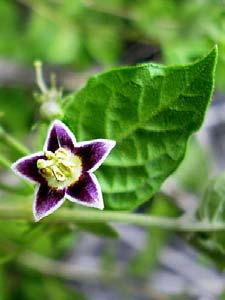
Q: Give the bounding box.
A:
[37,147,82,189]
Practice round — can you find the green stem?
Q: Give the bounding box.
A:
[0,155,11,169]
[34,60,48,93]
[0,182,21,194]
[0,203,224,232]
[0,182,32,195]
[2,132,29,156]
[0,154,33,194]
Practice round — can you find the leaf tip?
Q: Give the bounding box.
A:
[203,44,218,65]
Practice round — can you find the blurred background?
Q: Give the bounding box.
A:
[1,0,225,299]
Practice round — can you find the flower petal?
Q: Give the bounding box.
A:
[66,173,104,209]
[33,184,65,221]
[44,120,76,152]
[75,139,116,172]
[12,152,45,183]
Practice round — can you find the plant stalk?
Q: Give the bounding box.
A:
[0,155,12,169]
[0,203,225,232]
[1,132,30,156]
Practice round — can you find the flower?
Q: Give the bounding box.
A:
[12,120,116,221]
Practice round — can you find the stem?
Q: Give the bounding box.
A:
[0,153,33,194]
[0,155,11,169]
[18,252,170,298]
[34,60,48,94]
[0,182,32,195]
[0,203,225,232]
[0,182,22,194]
[18,251,106,281]
[1,132,29,156]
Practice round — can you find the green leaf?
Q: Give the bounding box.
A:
[191,173,225,269]
[0,220,76,263]
[63,47,217,210]
[76,222,119,239]
[198,173,225,224]
[0,267,8,300]
[20,272,86,300]
[43,278,86,300]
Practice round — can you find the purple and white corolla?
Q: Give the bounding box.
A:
[12,120,116,221]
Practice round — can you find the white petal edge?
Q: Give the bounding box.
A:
[33,185,66,222]
[11,151,44,184]
[43,119,77,151]
[75,139,116,172]
[66,173,104,210]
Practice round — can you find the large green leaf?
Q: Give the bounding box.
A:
[63,47,217,210]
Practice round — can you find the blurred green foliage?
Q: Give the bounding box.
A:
[0,0,225,299]
[0,0,123,67]
[0,88,35,161]
[0,217,82,299]
[1,0,225,89]
[2,268,86,300]
[192,173,225,270]
[174,137,211,194]
[130,193,181,277]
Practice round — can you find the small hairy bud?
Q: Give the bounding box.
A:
[40,101,63,121]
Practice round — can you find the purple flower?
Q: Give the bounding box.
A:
[12,120,116,221]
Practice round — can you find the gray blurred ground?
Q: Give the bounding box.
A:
[68,226,225,300]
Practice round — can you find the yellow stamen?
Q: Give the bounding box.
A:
[37,147,82,188]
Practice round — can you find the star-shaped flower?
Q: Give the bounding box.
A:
[12,120,116,221]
